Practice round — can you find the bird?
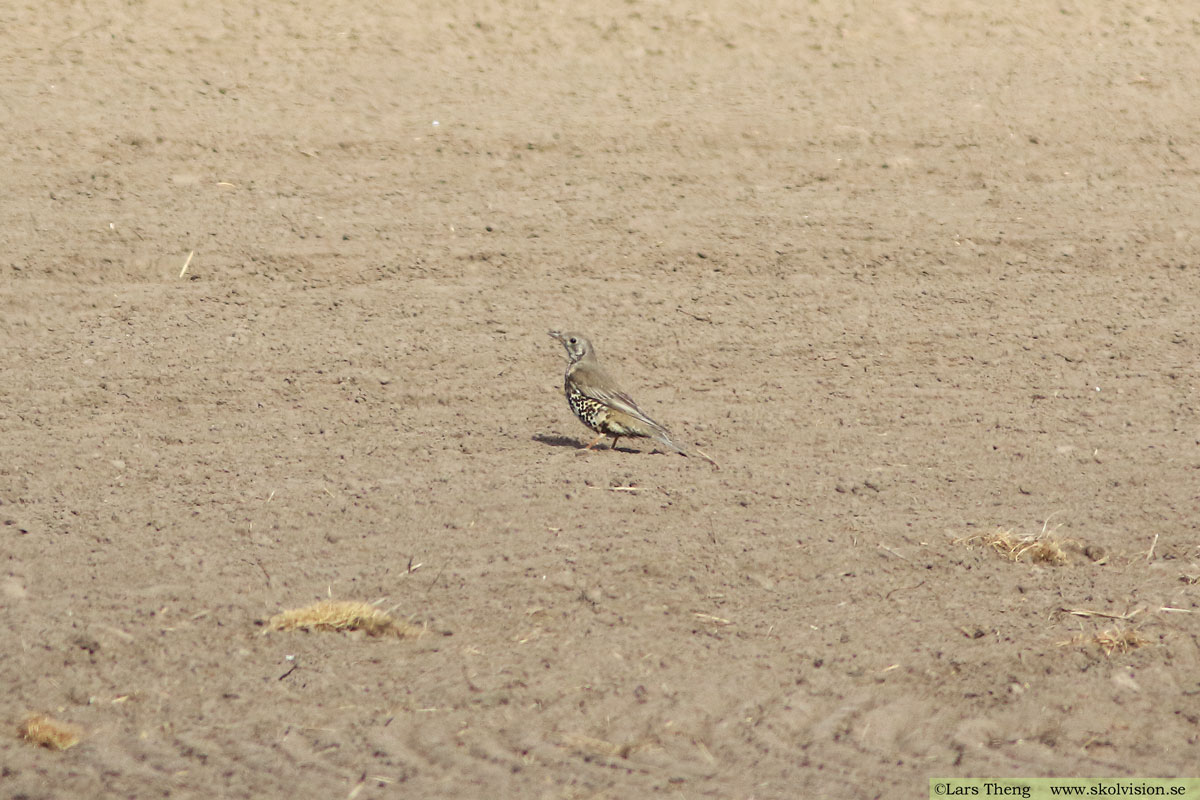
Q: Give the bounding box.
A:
[548,330,718,468]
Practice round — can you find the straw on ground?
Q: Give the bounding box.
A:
[1059,626,1151,657]
[18,713,83,751]
[268,600,423,638]
[954,528,1071,565]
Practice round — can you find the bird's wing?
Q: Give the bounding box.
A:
[571,362,694,454]
[583,384,661,427]
[586,383,696,457]
[569,364,657,425]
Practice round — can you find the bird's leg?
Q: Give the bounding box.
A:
[583,432,606,450]
[609,435,621,451]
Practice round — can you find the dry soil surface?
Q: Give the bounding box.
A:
[2,1,1199,798]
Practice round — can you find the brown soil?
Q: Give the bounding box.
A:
[3,2,1199,798]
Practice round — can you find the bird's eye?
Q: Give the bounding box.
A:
[569,337,577,344]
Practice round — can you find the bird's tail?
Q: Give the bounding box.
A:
[652,428,720,470]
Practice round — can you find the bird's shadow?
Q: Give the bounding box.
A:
[532,434,583,449]
[532,434,637,453]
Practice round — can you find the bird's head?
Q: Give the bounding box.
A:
[549,330,594,363]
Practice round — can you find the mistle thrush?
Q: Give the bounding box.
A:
[548,330,718,468]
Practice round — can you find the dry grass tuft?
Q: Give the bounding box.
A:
[1092,627,1151,656]
[18,713,83,750]
[268,600,423,639]
[955,528,1071,565]
[1060,626,1151,657]
[561,732,656,760]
